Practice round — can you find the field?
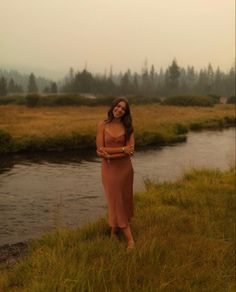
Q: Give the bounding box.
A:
[0,104,235,153]
[0,168,235,291]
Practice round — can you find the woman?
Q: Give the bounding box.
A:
[96,97,135,249]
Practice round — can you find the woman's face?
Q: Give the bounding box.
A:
[113,101,127,119]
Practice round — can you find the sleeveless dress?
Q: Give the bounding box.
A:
[102,129,134,228]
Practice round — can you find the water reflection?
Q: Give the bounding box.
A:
[0,128,235,246]
[0,149,97,174]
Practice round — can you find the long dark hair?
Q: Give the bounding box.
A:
[105,97,134,141]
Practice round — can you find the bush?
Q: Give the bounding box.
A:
[227,96,236,104]
[0,94,162,107]
[162,95,215,107]
[127,95,161,105]
[0,95,25,105]
[26,94,40,107]
[37,95,114,107]
[208,94,221,104]
[0,129,13,153]
[174,123,188,134]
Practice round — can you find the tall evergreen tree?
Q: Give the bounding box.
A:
[165,59,180,90]
[186,66,196,89]
[8,78,23,94]
[207,63,214,92]
[150,65,155,82]
[8,78,16,93]
[133,73,139,93]
[50,82,58,93]
[69,67,74,81]
[120,70,132,94]
[0,76,7,96]
[28,73,38,93]
[213,67,224,95]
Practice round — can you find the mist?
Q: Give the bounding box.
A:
[0,0,235,78]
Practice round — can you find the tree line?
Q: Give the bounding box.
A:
[0,59,235,97]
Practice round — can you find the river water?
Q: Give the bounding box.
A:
[0,128,235,246]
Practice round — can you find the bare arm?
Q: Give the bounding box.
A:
[101,146,126,154]
[96,121,108,158]
[126,132,135,154]
[96,123,135,159]
[100,132,135,158]
[96,122,116,159]
[100,132,135,155]
[97,150,128,159]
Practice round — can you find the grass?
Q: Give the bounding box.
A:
[0,104,235,153]
[0,168,235,291]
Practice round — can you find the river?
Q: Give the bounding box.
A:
[0,128,235,246]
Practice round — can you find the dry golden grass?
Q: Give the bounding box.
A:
[0,104,234,139]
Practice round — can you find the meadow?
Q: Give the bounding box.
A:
[0,167,235,291]
[0,104,235,153]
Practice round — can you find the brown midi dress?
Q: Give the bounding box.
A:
[102,130,134,228]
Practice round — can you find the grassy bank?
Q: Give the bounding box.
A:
[0,168,235,291]
[0,104,235,153]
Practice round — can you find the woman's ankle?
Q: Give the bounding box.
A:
[127,240,135,250]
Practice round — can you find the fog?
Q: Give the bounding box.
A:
[0,0,234,78]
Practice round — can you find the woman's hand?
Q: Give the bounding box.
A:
[123,145,134,156]
[97,148,110,159]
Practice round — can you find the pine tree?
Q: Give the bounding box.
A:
[207,63,214,92]
[8,78,16,93]
[214,67,224,95]
[50,82,58,93]
[133,73,139,93]
[120,71,132,94]
[150,65,155,82]
[197,69,209,94]
[0,76,7,96]
[43,86,50,94]
[69,67,74,81]
[28,73,38,93]
[7,78,23,94]
[166,59,180,90]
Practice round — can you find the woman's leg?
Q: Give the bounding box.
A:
[121,225,134,245]
[110,226,118,239]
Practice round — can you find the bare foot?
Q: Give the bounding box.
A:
[127,240,135,250]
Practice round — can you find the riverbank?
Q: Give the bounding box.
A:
[0,242,29,269]
[0,168,235,291]
[0,104,235,154]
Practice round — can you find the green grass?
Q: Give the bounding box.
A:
[0,168,235,291]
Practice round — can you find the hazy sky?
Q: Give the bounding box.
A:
[0,0,235,78]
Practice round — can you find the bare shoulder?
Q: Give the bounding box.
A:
[97,121,106,129]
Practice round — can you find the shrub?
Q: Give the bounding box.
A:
[0,96,25,105]
[0,94,162,107]
[174,123,188,134]
[224,116,236,125]
[127,95,161,105]
[0,129,13,153]
[208,94,221,104]
[227,96,236,104]
[26,94,40,107]
[162,95,215,107]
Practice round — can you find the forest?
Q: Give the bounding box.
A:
[0,59,235,98]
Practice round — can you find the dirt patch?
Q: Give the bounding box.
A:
[0,241,29,269]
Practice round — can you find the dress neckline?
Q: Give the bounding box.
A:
[104,129,125,138]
